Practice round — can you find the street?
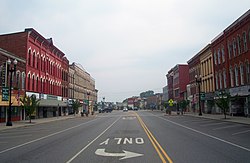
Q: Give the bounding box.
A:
[0,110,250,163]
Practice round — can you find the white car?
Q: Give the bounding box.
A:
[123,108,128,112]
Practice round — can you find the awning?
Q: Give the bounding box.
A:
[39,99,67,107]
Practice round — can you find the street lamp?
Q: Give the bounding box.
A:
[6,58,18,126]
[195,74,202,116]
[87,92,91,114]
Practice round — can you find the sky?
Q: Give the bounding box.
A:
[0,0,249,102]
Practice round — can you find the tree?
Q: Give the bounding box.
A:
[72,100,81,115]
[179,100,189,114]
[215,91,230,119]
[20,94,40,123]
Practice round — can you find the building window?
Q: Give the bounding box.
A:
[230,67,234,87]
[37,55,39,70]
[33,52,36,68]
[219,72,222,89]
[15,71,20,89]
[36,76,39,92]
[246,62,250,84]
[215,72,218,90]
[228,41,232,59]
[223,69,227,88]
[27,74,31,90]
[41,78,43,93]
[32,75,35,91]
[243,32,248,52]
[221,46,225,63]
[237,35,242,54]
[240,64,244,85]
[235,65,239,86]
[233,38,237,57]
[28,49,31,66]
[217,49,221,64]
[214,51,217,65]
[21,72,25,90]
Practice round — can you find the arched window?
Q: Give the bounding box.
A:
[21,72,26,90]
[235,65,239,86]
[37,54,40,70]
[243,31,248,52]
[28,49,32,66]
[223,69,227,88]
[233,38,237,57]
[32,75,35,91]
[36,76,39,92]
[237,35,242,54]
[221,46,225,63]
[229,66,234,87]
[27,74,31,90]
[227,41,232,59]
[40,78,43,93]
[33,52,36,68]
[16,71,20,89]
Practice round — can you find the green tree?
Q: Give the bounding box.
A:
[72,100,81,116]
[179,100,190,115]
[215,91,230,119]
[20,94,40,123]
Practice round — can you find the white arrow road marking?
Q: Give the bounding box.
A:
[95,148,143,160]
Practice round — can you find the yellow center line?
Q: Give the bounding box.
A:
[134,112,173,163]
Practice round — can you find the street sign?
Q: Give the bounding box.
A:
[2,87,9,101]
[168,99,174,106]
[1,63,7,87]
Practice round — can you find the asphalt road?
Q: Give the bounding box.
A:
[0,110,250,163]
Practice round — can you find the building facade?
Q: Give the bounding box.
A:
[0,28,69,118]
[172,64,189,102]
[0,48,26,122]
[69,62,97,114]
[212,9,250,116]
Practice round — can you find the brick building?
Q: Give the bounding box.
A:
[0,28,69,118]
[0,48,26,122]
[211,9,250,116]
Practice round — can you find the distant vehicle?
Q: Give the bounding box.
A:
[133,107,138,111]
[123,108,128,112]
[105,108,112,113]
[98,108,105,113]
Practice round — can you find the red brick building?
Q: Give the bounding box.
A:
[167,64,189,103]
[0,48,26,122]
[211,9,250,116]
[0,28,69,118]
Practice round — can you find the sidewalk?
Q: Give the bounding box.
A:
[182,112,250,125]
[0,113,96,131]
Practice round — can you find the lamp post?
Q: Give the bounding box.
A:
[195,74,202,116]
[6,59,17,126]
[87,92,90,114]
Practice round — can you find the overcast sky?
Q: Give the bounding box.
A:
[0,0,249,102]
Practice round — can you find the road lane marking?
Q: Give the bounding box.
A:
[135,113,173,163]
[66,116,121,163]
[200,122,228,127]
[213,124,242,130]
[95,148,143,160]
[232,129,250,136]
[157,116,250,152]
[0,118,100,154]
[0,134,32,139]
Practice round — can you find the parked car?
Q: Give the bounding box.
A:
[123,108,128,112]
[133,107,138,111]
[98,108,104,113]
